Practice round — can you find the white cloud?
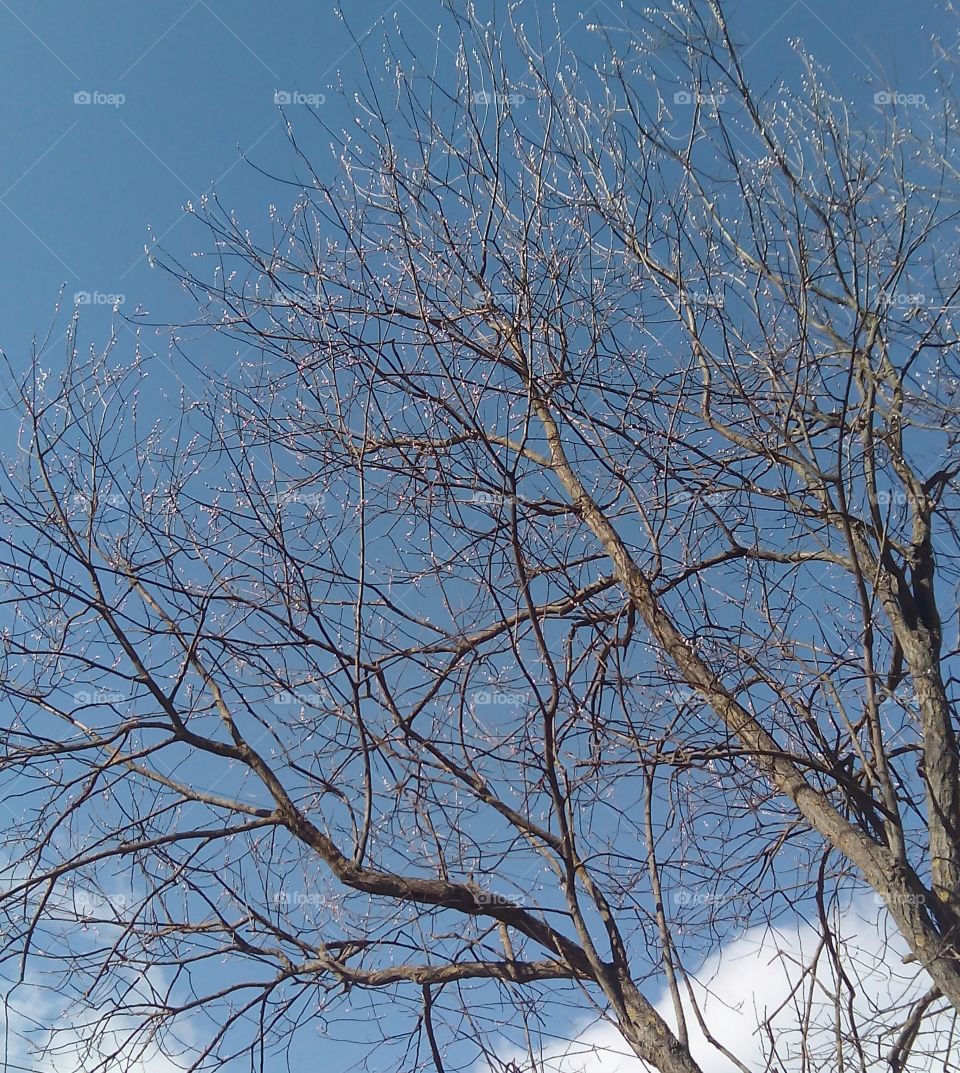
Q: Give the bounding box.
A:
[0,968,194,1073]
[479,899,954,1072]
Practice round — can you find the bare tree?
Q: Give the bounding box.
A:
[2,3,960,1071]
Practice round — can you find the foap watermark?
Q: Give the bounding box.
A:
[272,490,327,512]
[874,90,926,107]
[878,290,927,310]
[469,490,517,507]
[274,687,328,707]
[874,891,926,909]
[472,89,526,107]
[74,687,125,705]
[269,289,317,307]
[472,887,515,908]
[470,285,516,308]
[474,689,526,708]
[75,290,125,307]
[74,90,125,108]
[671,489,730,507]
[685,291,724,309]
[666,685,697,706]
[272,889,322,909]
[274,90,326,106]
[72,491,124,509]
[674,888,741,908]
[875,489,909,506]
[74,890,131,915]
[674,88,726,106]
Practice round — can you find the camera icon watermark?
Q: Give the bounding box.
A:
[74,90,125,108]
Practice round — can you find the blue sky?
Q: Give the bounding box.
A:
[1,2,958,1071]
[0,0,954,382]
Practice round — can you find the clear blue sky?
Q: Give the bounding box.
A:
[0,2,956,1071]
